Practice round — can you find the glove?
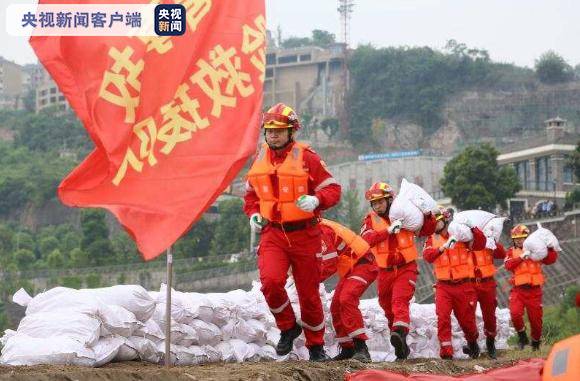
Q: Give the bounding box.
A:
[296,195,320,212]
[442,236,457,250]
[387,220,403,234]
[249,213,265,233]
[519,250,531,260]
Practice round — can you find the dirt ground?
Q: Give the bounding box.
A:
[0,349,548,381]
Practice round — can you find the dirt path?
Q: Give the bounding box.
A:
[0,349,547,381]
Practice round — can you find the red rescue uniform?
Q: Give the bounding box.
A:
[504,247,558,342]
[423,228,486,358]
[318,221,377,349]
[472,243,506,338]
[361,212,437,333]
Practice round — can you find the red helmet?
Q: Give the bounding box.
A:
[511,224,530,239]
[365,182,395,202]
[262,103,300,130]
[435,205,453,222]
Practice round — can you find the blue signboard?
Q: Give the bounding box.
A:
[358,150,422,161]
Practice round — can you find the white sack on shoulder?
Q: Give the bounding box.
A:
[389,179,436,232]
[524,226,562,261]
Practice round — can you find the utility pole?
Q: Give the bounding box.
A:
[337,0,354,141]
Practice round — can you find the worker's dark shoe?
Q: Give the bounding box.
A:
[332,346,354,361]
[390,328,410,360]
[276,324,302,356]
[531,339,541,351]
[352,338,372,363]
[517,331,529,350]
[486,337,497,359]
[462,341,480,359]
[308,345,330,362]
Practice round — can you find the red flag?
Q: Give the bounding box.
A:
[30,0,266,260]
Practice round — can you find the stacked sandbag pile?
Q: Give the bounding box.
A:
[1,282,514,366]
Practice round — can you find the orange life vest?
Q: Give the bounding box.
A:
[320,219,370,277]
[246,142,314,223]
[512,248,545,286]
[368,212,418,268]
[432,235,475,281]
[473,248,496,278]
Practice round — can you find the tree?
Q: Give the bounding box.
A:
[81,209,115,266]
[324,189,365,231]
[440,144,521,211]
[311,29,336,48]
[535,51,574,84]
[12,248,35,271]
[46,249,65,269]
[210,198,249,255]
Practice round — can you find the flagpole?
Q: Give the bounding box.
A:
[165,246,173,368]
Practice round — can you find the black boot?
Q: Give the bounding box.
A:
[309,345,330,362]
[390,328,410,360]
[531,339,541,351]
[276,324,302,355]
[486,337,497,359]
[352,338,371,363]
[462,341,480,359]
[517,331,529,350]
[332,346,354,361]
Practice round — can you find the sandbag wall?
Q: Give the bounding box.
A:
[0,282,513,366]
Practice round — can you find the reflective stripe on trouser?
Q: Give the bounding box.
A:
[435,281,479,355]
[509,286,543,341]
[377,261,417,333]
[258,224,325,347]
[331,262,378,344]
[474,279,498,338]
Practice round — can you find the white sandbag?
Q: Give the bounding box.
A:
[455,210,496,229]
[215,341,236,362]
[171,322,198,346]
[92,336,125,367]
[0,330,16,347]
[0,334,95,366]
[158,284,207,324]
[246,319,268,344]
[228,339,252,363]
[23,287,106,317]
[482,217,507,249]
[266,327,280,347]
[17,311,101,346]
[133,319,164,342]
[100,305,139,337]
[447,221,473,242]
[449,210,496,243]
[524,226,561,261]
[222,318,258,343]
[169,344,210,365]
[256,345,278,361]
[115,339,139,362]
[12,288,32,307]
[128,336,162,363]
[190,319,222,346]
[389,179,436,232]
[79,285,155,322]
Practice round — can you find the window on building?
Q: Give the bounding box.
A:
[535,156,552,191]
[50,87,57,94]
[50,96,56,103]
[278,55,298,64]
[266,53,276,65]
[514,160,530,189]
[563,163,575,183]
[299,54,312,62]
[59,95,65,101]
[41,90,47,96]
[265,68,273,78]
